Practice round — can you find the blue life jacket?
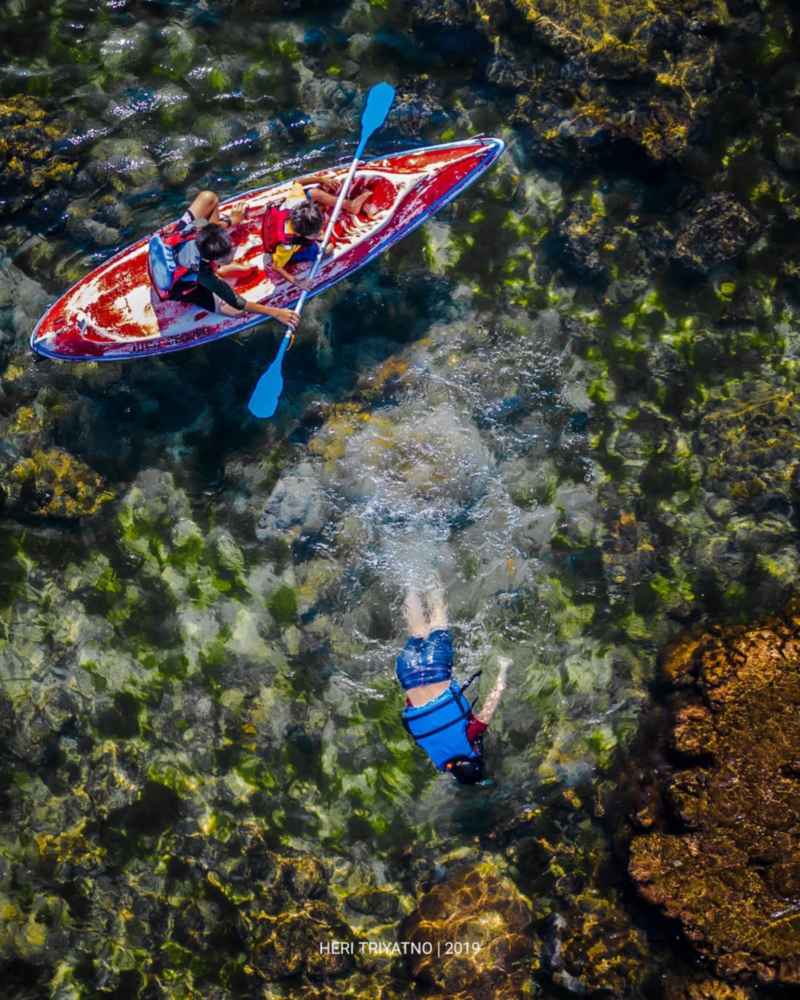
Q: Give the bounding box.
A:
[148,227,200,300]
[402,680,479,771]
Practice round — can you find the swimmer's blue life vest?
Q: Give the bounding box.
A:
[148,224,200,300]
[402,680,479,771]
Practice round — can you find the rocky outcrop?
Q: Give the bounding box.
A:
[496,0,728,164]
[628,609,800,985]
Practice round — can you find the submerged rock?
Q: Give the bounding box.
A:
[88,137,159,192]
[0,94,77,211]
[2,448,114,519]
[548,887,650,995]
[628,608,800,985]
[663,976,755,1000]
[400,861,535,994]
[672,194,761,274]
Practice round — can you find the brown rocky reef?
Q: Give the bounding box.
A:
[400,860,535,997]
[627,607,800,986]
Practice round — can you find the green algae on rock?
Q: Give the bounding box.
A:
[629,608,800,985]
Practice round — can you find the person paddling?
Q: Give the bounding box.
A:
[396,585,510,785]
[148,189,300,328]
[262,174,375,291]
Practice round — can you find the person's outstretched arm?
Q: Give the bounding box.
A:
[474,657,510,725]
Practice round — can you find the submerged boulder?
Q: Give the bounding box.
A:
[628,608,800,985]
[2,448,114,519]
[400,861,534,994]
[548,888,650,995]
[663,976,755,1000]
[0,94,77,211]
[672,194,761,274]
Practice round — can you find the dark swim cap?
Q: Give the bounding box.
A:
[446,756,484,785]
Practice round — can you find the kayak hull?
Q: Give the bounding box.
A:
[30,137,504,362]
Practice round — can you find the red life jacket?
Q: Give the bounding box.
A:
[261,206,309,255]
[148,222,200,300]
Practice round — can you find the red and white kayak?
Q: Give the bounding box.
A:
[30,137,504,362]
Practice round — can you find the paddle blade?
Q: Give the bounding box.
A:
[360,82,395,144]
[247,334,291,418]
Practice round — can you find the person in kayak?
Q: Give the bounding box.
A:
[149,189,300,329]
[396,585,510,785]
[263,175,375,291]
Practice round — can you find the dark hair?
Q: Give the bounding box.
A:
[447,756,484,785]
[290,201,324,239]
[196,223,232,261]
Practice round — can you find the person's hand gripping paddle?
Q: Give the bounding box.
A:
[247,82,395,419]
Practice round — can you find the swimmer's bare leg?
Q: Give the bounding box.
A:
[425,585,448,633]
[188,190,220,223]
[403,589,428,638]
[309,186,372,217]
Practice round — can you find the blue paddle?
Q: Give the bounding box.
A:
[248,82,396,419]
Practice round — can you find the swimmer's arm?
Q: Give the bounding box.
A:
[473,657,511,726]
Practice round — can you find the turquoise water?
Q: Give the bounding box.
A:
[1,1,799,997]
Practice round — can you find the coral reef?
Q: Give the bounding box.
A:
[628,609,800,985]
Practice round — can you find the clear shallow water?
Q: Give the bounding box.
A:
[1,1,799,997]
